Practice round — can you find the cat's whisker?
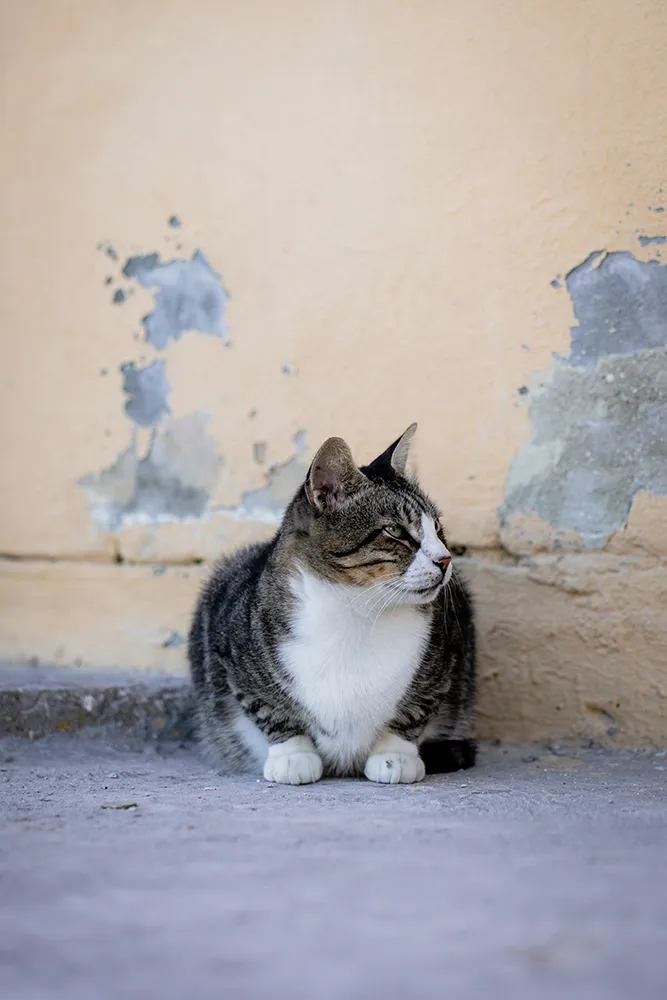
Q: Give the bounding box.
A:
[347,577,397,613]
[366,580,405,626]
[445,579,461,635]
[355,585,393,623]
[347,577,393,601]
[348,576,402,617]
[374,583,410,624]
[365,577,402,613]
[357,585,394,621]
[346,588,391,620]
[368,594,397,627]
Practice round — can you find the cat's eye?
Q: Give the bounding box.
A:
[384,524,404,539]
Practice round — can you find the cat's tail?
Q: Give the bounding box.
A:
[420,738,477,774]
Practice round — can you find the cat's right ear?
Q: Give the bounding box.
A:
[366,422,417,478]
[305,437,365,512]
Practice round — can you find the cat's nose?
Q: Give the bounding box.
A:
[436,555,451,571]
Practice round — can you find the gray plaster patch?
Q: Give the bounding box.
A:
[219,431,308,524]
[162,632,186,649]
[501,253,667,548]
[502,349,667,547]
[565,251,667,367]
[123,250,230,350]
[121,360,171,427]
[638,235,666,247]
[79,413,221,532]
[293,430,308,454]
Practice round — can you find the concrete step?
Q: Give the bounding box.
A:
[0,664,193,743]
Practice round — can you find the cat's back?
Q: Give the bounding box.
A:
[200,541,272,611]
[189,540,274,688]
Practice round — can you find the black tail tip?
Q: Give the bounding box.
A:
[420,738,477,775]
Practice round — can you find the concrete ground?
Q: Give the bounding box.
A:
[1,736,666,1000]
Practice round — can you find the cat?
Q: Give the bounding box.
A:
[188,424,476,785]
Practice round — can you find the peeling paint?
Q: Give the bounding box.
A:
[122,249,230,350]
[638,235,666,247]
[565,251,667,367]
[79,413,222,532]
[501,252,667,548]
[97,242,118,262]
[120,360,170,427]
[293,430,308,454]
[218,432,308,524]
[86,235,232,533]
[162,631,185,649]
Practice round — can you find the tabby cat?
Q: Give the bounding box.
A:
[189,424,476,784]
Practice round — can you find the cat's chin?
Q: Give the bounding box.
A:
[399,583,443,606]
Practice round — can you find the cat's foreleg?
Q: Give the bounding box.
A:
[234,691,323,785]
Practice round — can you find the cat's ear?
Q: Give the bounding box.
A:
[367,422,418,477]
[305,437,365,511]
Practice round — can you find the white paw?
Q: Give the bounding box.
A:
[263,736,323,785]
[364,751,425,784]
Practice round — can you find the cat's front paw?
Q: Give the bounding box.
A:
[263,736,323,785]
[364,751,425,784]
[364,733,425,784]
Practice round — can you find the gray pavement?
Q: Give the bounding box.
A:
[1,736,666,1000]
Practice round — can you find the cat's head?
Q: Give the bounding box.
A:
[285,424,453,605]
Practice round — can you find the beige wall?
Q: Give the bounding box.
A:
[1,0,666,746]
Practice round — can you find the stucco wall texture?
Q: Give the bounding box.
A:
[1,0,666,747]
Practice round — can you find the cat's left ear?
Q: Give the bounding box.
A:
[305,437,366,511]
[367,422,418,477]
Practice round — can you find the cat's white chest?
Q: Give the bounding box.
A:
[278,572,430,773]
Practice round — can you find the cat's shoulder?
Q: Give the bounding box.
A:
[215,539,274,576]
[198,539,276,605]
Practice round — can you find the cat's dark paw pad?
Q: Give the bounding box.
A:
[364,752,425,784]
